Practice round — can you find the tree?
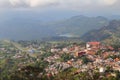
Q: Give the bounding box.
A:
[81,56,90,64]
[61,53,74,62]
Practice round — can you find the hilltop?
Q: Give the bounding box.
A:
[81,20,120,43]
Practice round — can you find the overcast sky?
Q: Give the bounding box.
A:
[0,0,118,7]
[0,0,120,20]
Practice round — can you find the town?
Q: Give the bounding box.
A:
[0,40,120,80]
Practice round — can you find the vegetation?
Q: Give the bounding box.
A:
[1,40,120,80]
[81,20,120,42]
[61,53,74,62]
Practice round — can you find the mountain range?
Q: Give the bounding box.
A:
[0,15,109,40]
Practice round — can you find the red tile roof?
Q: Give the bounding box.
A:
[87,42,100,45]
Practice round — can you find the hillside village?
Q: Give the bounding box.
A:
[0,40,120,80]
[1,0,120,80]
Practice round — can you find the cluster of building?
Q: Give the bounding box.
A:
[1,40,120,78]
[44,41,120,77]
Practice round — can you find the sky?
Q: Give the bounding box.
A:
[0,0,120,21]
[0,0,119,8]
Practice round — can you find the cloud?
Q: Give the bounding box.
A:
[96,0,117,5]
[0,0,119,10]
[27,0,59,7]
[0,0,11,8]
[5,0,58,8]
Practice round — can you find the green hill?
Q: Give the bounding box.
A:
[81,20,120,42]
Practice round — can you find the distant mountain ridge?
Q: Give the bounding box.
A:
[44,15,109,36]
[0,15,109,40]
[81,20,120,42]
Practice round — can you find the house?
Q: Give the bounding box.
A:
[62,48,69,52]
[75,51,86,57]
[107,46,114,51]
[86,41,101,55]
[99,67,105,73]
[51,48,60,53]
[28,49,35,54]
[86,41,101,50]
[86,50,96,55]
